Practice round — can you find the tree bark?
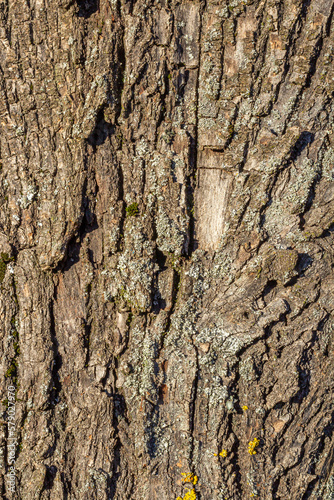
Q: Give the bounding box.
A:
[0,0,334,498]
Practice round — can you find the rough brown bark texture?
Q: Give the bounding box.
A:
[0,0,334,498]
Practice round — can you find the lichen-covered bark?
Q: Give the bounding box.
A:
[0,0,334,498]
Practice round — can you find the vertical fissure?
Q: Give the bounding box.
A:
[189,346,199,471]
[48,295,62,408]
[187,1,204,256]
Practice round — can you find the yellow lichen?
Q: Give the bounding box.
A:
[176,488,197,500]
[181,473,198,485]
[177,472,198,499]
[248,438,260,455]
[183,489,197,500]
[213,449,228,457]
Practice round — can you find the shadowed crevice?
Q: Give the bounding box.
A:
[76,0,99,18]
[41,466,58,493]
[56,175,99,273]
[87,109,114,148]
[48,298,62,409]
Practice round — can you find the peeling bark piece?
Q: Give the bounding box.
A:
[174,2,200,68]
[194,168,232,250]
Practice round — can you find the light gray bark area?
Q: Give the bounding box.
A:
[0,0,334,499]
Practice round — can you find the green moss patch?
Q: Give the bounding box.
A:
[126,202,139,217]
